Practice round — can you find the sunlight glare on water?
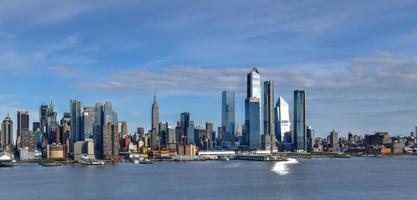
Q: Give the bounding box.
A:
[272,158,299,175]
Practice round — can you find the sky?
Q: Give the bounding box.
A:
[1,0,417,137]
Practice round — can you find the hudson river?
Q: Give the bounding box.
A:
[1,156,416,200]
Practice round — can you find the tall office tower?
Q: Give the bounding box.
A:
[159,122,168,147]
[275,97,292,150]
[330,130,338,152]
[151,94,159,131]
[222,91,235,137]
[263,81,275,136]
[263,81,275,151]
[244,68,261,150]
[70,100,82,142]
[168,127,176,144]
[39,104,48,133]
[94,103,104,159]
[188,121,195,145]
[294,90,307,152]
[180,112,191,144]
[103,122,120,160]
[32,122,40,132]
[120,121,128,138]
[104,102,113,124]
[306,126,314,153]
[17,111,30,138]
[60,112,71,125]
[82,107,96,140]
[46,102,58,143]
[206,122,213,149]
[1,114,13,152]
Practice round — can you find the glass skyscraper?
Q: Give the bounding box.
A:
[244,68,261,150]
[221,91,235,137]
[70,100,82,142]
[275,97,291,144]
[293,90,307,152]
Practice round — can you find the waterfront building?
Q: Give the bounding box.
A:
[1,114,13,152]
[44,143,64,159]
[330,130,339,152]
[263,81,275,151]
[294,90,307,152]
[82,107,96,140]
[221,91,235,145]
[206,122,214,149]
[94,103,104,159]
[17,111,29,138]
[307,126,314,153]
[151,94,160,132]
[275,97,292,151]
[103,122,120,160]
[46,102,58,143]
[19,129,36,151]
[120,121,128,138]
[243,68,261,150]
[70,100,82,142]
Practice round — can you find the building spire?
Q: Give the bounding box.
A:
[153,89,157,104]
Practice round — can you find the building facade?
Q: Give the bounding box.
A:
[294,90,307,152]
[243,68,261,150]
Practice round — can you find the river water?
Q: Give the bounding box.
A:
[1,156,416,200]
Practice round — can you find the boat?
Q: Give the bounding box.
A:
[40,162,62,167]
[0,152,14,167]
[139,158,153,164]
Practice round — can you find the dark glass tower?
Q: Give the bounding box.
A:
[293,90,307,151]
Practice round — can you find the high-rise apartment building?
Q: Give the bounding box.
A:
[17,111,29,138]
[1,114,13,152]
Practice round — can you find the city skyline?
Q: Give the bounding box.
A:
[1,1,417,136]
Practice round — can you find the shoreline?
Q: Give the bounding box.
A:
[11,153,416,166]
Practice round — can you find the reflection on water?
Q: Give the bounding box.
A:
[272,158,298,175]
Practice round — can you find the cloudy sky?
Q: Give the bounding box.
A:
[1,0,417,137]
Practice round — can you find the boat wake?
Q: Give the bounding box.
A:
[271,158,298,175]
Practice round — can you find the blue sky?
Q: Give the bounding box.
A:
[1,0,417,137]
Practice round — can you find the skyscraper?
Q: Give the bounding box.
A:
[180,112,195,145]
[82,107,96,140]
[103,122,120,160]
[151,94,159,131]
[120,121,128,138]
[330,129,338,152]
[39,104,48,133]
[294,90,307,152]
[94,103,104,159]
[275,97,291,150]
[243,68,261,150]
[70,100,82,142]
[221,91,235,137]
[1,114,13,152]
[17,111,30,138]
[46,102,58,144]
[307,126,314,153]
[263,81,275,151]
